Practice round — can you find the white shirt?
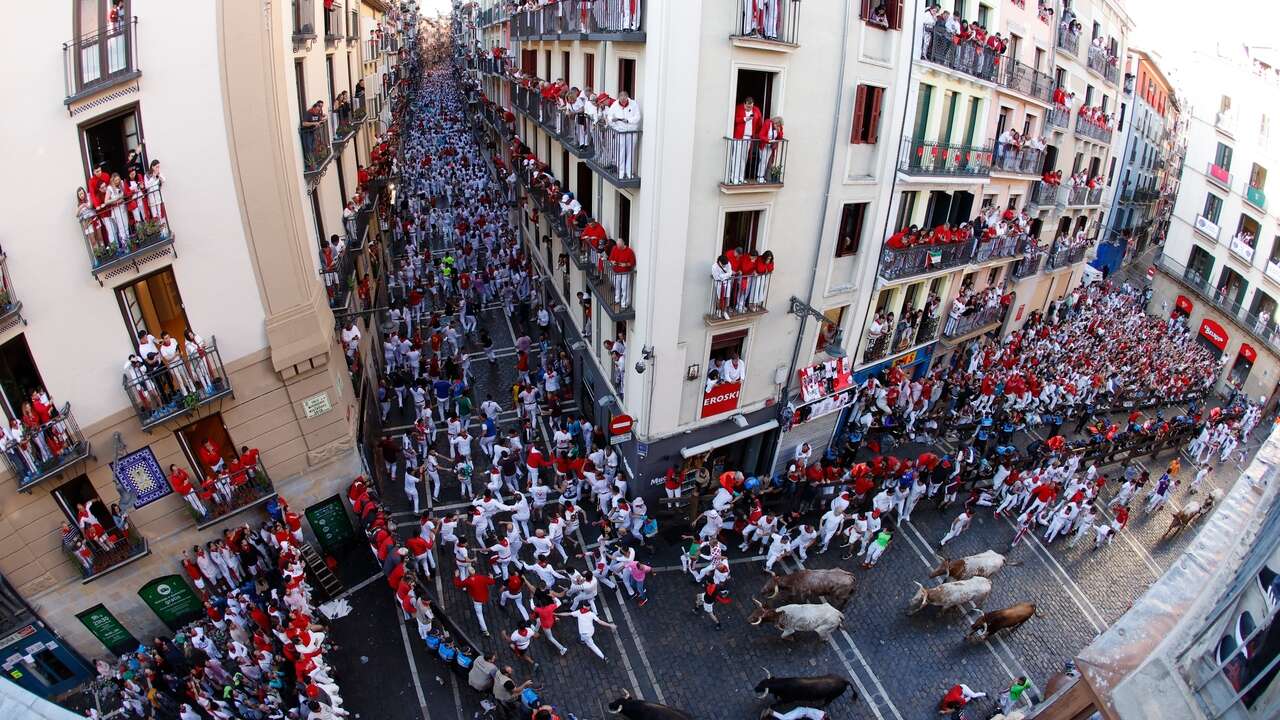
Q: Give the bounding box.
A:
[721,359,745,383]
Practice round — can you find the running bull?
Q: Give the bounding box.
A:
[606,690,693,719]
[761,568,857,609]
[754,668,853,707]
[906,577,992,615]
[965,602,1037,643]
[930,549,1015,581]
[749,598,845,639]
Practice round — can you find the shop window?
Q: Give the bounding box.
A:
[115,266,192,349]
[175,412,239,477]
[0,334,48,421]
[836,203,867,257]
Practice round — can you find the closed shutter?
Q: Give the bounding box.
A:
[868,87,884,143]
[851,85,867,143]
[772,409,843,477]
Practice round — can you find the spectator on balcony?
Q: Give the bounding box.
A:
[103,173,131,251]
[752,251,775,310]
[2,419,33,479]
[756,116,784,184]
[711,254,735,320]
[995,127,1020,168]
[868,3,890,28]
[729,97,765,185]
[76,187,107,255]
[170,463,207,518]
[302,100,328,156]
[608,238,636,308]
[335,90,353,129]
[605,91,641,179]
[143,160,166,225]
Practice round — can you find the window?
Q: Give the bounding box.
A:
[1250,163,1267,190]
[1215,143,1233,171]
[735,69,777,119]
[72,0,135,92]
[1034,48,1045,72]
[294,60,307,125]
[310,190,325,244]
[326,56,335,106]
[1084,85,1094,106]
[543,50,551,78]
[836,203,867,257]
[895,191,918,230]
[52,474,116,536]
[1054,67,1066,89]
[80,106,146,181]
[175,413,239,477]
[912,83,933,140]
[722,210,763,255]
[815,306,848,353]
[0,335,48,421]
[616,192,631,243]
[859,0,903,30]
[584,52,595,90]
[115,266,192,350]
[850,85,884,144]
[617,58,636,98]
[708,330,748,387]
[561,51,570,81]
[1203,193,1224,224]
[576,162,594,217]
[976,4,989,27]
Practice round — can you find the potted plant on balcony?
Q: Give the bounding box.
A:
[94,244,118,266]
[137,219,163,245]
[767,165,783,184]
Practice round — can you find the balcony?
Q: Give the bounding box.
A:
[1087,47,1119,85]
[1074,116,1113,144]
[729,0,801,51]
[1044,244,1089,271]
[123,337,232,431]
[300,120,334,177]
[351,94,371,124]
[943,304,1006,339]
[584,125,641,188]
[720,137,788,192]
[1087,187,1104,205]
[67,525,149,584]
[1206,162,1233,191]
[996,59,1054,103]
[1193,214,1222,242]
[331,108,359,147]
[898,139,993,178]
[1159,253,1280,358]
[63,18,140,104]
[1057,28,1080,55]
[478,55,510,77]
[586,262,636,321]
[0,251,23,330]
[1229,234,1257,264]
[878,241,975,281]
[1215,111,1236,138]
[992,144,1045,176]
[511,0,646,41]
[919,24,1002,84]
[891,314,940,354]
[365,36,382,60]
[706,272,771,324]
[194,461,278,530]
[321,246,356,310]
[323,7,342,47]
[1046,105,1070,131]
[1246,185,1267,211]
[1011,253,1043,280]
[79,183,176,282]
[973,233,1027,263]
[4,404,92,492]
[1028,181,1060,209]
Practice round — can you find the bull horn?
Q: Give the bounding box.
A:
[761,666,772,679]
[621,689,631,700]
[767,585,779,599]
[752,597,764,608]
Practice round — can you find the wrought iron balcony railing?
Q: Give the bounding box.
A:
[123,337,232,430]
[899,139,993,178]
[920,23,1002,83]
[721,137,788,188]
[708,272,771,323]
[300,120,334,176]
[992,144,1044,175]
[63,17,139,103]
[3,403,91,491]
[78,182,175,278]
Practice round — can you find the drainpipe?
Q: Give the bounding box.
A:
[767,0,855,475]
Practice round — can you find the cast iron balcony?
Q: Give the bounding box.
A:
[1074,116,1113,144]
[586,125,642,189]
[513,0,645,40]
[300,120,334,176]
[1087,46,1119,85]
[65,524,148,583]
[193,461,278,530]
[78,182,176,282]
[1028,181,1059,209]
[1011,253,1043,280]
[1056,26,1079,55]
[292,0,317,48]
[943,304,1006,339]
[1046,105,1070,131]
[919,23,1002,83]
[899,139,993,178]
[997,59,1054,103]
[4,404,91,492]
[63,17,140,104]
[879,241,975,281]
[721,138,788,190]
[0,250,24,329]
[992,144,1044,175]
[122,337,232,431]
[707,272,771,324]
[729,0,802,50]
[321,247,356,310]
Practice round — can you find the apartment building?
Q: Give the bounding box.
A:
[1096,47,1184,273]
[1152,44,1280,406]
[0,0,406,689]
[461,0,917,487]
[857,0,1129,377]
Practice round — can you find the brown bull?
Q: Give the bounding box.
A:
[761,568,857,610]
[965,602,1037,643]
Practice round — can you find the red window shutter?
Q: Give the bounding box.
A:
[867,87,884,143]
[852,85,867,144]
[891,0,904,30]
[860,0,871,21]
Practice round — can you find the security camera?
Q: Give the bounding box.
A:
[635,360,647,374]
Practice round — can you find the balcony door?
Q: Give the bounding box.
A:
[73,0,132,91]
[81,106,144,181]
[115,267,192,351]
[0,334,48,422]
[175,413,239,477]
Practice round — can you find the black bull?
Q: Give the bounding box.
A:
[755,671,853,707]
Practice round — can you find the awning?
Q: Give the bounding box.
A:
[680,419,780,459]
[1175,295,1193,314]
[1240,343,1258,363]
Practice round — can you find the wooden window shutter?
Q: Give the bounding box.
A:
[891,0,904,30]
[852,84,867,143]
[860,0,872,20]
[868,87,884,143]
